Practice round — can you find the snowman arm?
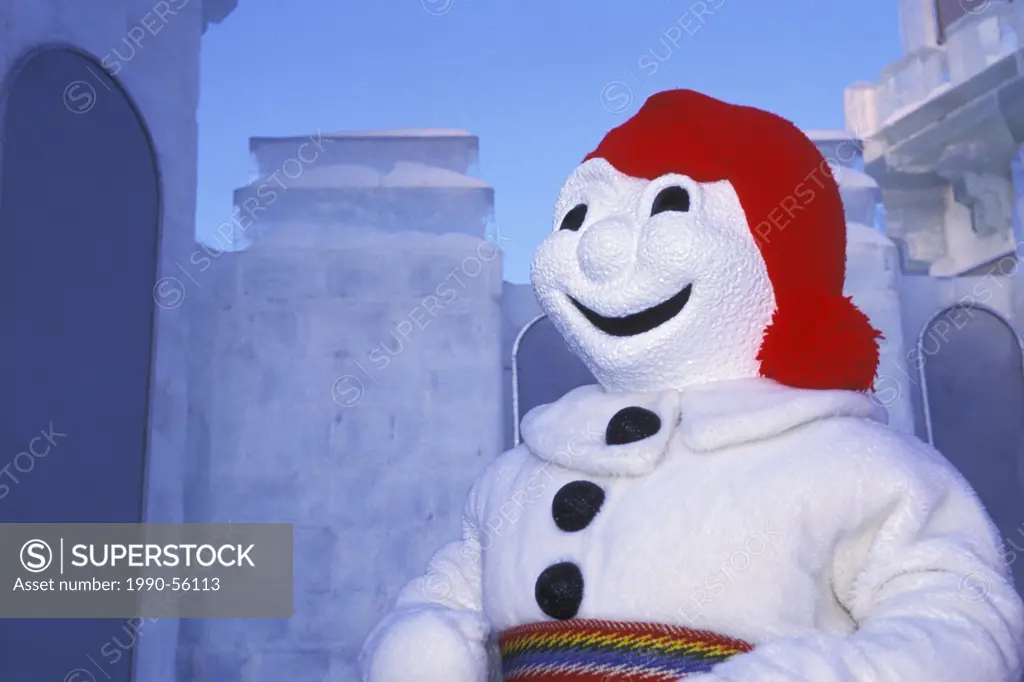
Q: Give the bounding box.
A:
[393,524,486,611]
[359,482,491,682]
[696,435,1024,682]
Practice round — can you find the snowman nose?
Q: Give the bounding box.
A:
[576,216,634,284]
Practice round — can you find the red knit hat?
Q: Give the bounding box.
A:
[584,89,881,392]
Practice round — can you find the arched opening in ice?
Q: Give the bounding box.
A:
[918,303,1024,599]
[0,45,160,682]
[511,315,597,445]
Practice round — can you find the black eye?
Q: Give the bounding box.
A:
[650,186,690,215]
[559,203,587,231]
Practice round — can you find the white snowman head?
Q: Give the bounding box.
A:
[531,89,881,394]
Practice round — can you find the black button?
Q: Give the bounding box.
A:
[606,406,661,445]
[552,481,605,532]
[535,562,583,620]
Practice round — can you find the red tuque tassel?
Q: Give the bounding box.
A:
[756,293,883,393]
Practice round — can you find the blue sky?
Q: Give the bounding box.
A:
[196,0,903,283]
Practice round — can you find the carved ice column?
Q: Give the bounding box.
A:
[931,155,1019,276]
[897,0,939,54]
[954,171,1016,238]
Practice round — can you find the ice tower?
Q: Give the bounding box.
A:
[183,130,504,680]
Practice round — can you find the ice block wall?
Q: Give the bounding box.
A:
[183,130,504,681]
[897,0,939,54]
[807,131,916,434]
[845,223,917,434]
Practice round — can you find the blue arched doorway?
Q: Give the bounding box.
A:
[511,314,597,445]
[0,47,160,682]
[919,303,1024,600]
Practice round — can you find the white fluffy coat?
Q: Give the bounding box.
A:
[360,379,1024,681]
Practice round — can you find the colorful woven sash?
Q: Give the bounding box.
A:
[498,619,752,681]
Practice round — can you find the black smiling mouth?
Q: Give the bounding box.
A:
[568,284,693,337]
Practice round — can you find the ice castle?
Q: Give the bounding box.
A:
[1,0,1023,680]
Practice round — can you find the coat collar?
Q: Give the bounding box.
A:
[518,378,887,477]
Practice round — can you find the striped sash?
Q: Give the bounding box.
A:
[498,619,752,681]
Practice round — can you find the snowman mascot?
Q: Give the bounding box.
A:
[360,89,1024,681]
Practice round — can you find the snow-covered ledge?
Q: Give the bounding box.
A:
[866,48,1024,172]
[860,43,1024,275]
[876,47,949,127]
[223,130,493,250]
